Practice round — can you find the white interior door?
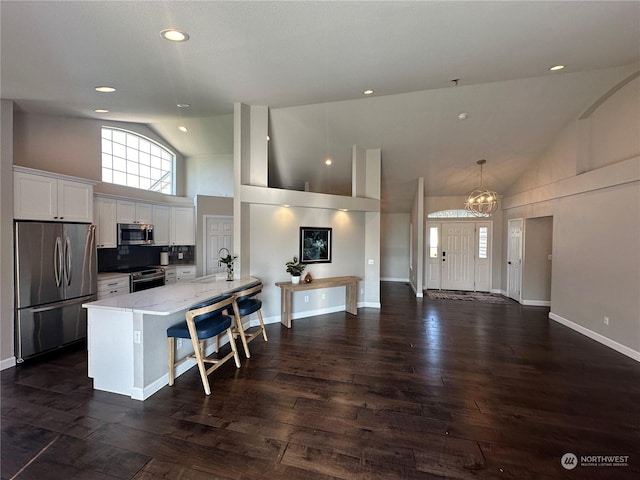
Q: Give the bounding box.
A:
[507,218,523,301]
[204,216,233,276]
[441,222,475,291]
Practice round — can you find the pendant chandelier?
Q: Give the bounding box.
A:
[464,159,499,217]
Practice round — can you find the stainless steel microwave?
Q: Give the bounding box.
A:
[117,223,154,246]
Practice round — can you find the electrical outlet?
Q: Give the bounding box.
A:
[178,252,184,259]
[133,331,142,344]
[604,316,609,326]
[304,295,309,303]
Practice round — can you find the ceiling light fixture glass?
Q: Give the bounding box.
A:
[94,109,109,113]
[95,86,115,93]
[178,126,188,132]
[464,159,499,217]
[550,65,565,71]
[161,29,189,42]
[325,158,333,165]
[363,89,374,95]
[176,103,190,108]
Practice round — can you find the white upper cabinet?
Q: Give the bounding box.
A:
[14,169,93,223]
[116,200,153,224]
[94,197,117,248]
[170,206,195,245]
[152,205,170,246]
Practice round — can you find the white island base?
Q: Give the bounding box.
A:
[84,276,259,400]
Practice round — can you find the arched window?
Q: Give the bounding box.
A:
[101,127,175,194]
[427,209,475,218]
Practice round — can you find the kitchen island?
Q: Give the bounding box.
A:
[83,275,260,400]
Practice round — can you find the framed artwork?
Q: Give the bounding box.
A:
[300,227,332,263]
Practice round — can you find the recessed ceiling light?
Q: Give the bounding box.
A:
[325,158,333,165]
[363,89,374,95]
[94,109,109,113]
[176,103,190,108]
[550,65,565,71]
[95,86,115,93]
[457,112,468,120]
[178,126,188,132]
[161,29,189,42]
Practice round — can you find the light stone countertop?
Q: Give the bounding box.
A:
[83,275,259,316]
[97,272,131,281]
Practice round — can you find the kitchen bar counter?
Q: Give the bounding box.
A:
[84,275,257,315]
[83,276,259,400]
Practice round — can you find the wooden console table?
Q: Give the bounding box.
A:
[275,276,361,328]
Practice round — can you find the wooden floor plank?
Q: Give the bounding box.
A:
[3,282,640,479]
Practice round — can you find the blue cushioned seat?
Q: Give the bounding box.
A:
[229,281,267,358]
[166,294,240,395]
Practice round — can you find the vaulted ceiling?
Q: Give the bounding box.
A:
[2,1,638,212]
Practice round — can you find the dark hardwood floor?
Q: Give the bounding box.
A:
[2,282,640,479]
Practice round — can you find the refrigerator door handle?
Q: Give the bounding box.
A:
[54,236,62,287]
[64,235,72,286]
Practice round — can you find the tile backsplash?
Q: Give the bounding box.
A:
[98,245,195,272]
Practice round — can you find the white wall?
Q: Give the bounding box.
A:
[248,204,366,322]
[381,213,410,281]
[186,154,234,199]
[502,73,640,359]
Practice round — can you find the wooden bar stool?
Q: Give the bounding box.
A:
[167,294,240,395]
[230,281,268,358]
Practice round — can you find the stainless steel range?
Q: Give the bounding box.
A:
[119,267,166,292]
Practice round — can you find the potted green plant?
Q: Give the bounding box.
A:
[285,256,305,284]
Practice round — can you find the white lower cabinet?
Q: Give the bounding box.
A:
[97,274,130,300]
[164,266,195,284]
[164,267,177,285]
[176,266,196,283]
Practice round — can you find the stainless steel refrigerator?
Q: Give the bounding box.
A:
[14,221,97,362]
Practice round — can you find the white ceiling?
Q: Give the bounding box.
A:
[2,1,639,212]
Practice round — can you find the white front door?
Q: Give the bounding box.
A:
[204,216,233,276]
[441,222,475,291]
[507,218,523,302]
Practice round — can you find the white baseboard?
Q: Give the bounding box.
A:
[0,357,16,371]
[381,277,409,282]
[135,334,235,400]
[360,301,381,308]
[491,288,507,296]
[522,299,551,307]
[549,312,640,362]
[260,302,380,326]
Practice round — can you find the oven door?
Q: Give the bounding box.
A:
[131,274,165,292]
